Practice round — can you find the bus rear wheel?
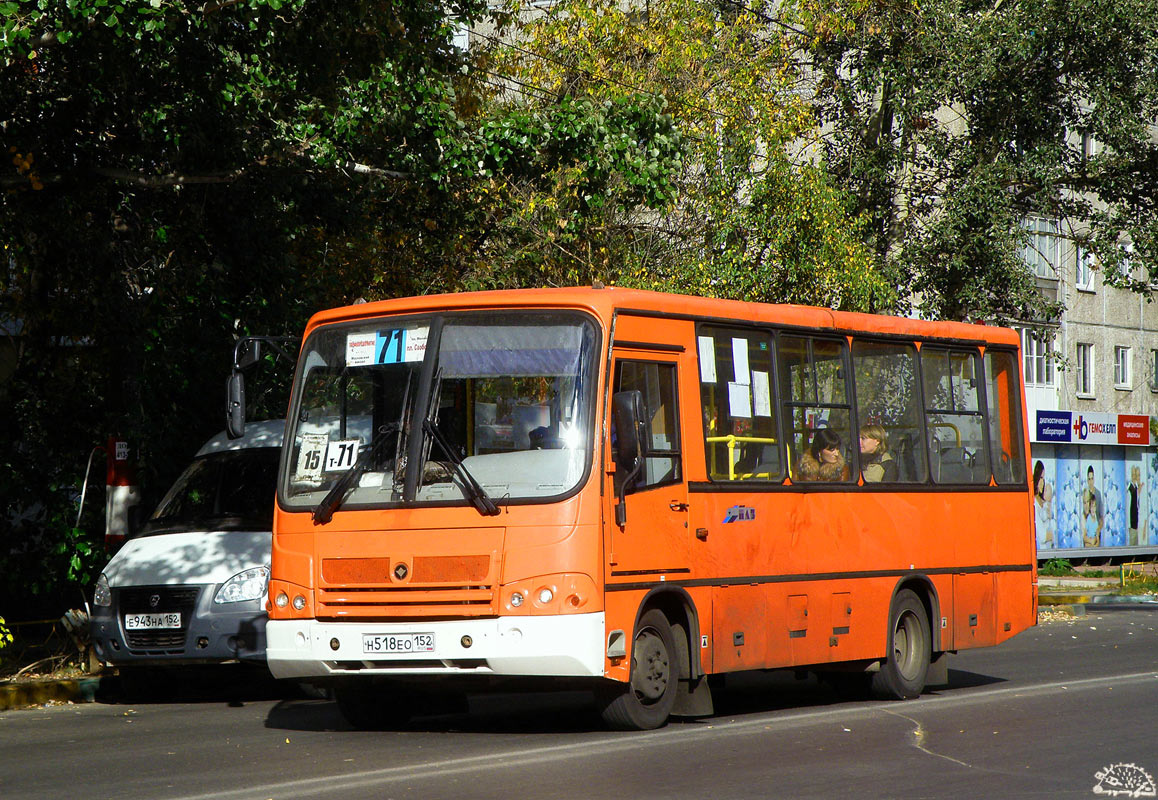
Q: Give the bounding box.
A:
[872,589,931,700]
[598,608,678,730]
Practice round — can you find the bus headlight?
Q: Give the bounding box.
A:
[93,574,111,607]
[214,566,270,604]
[501,574,596,615]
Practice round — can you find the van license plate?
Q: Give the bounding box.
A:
[125,613,181,630]
[362,633,435,654]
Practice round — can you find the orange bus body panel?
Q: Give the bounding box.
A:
[268,286,1035,703]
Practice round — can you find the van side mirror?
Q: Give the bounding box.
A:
[226,373,246,439]
[611,390,647,526]
[235,339,262,370]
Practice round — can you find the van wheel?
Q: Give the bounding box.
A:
[598,608,678,730]
[871,589,930,700]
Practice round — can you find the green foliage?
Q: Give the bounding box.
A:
[0,0,489,616]
[0,616,12,650]
[787,0,1158,321]
[1039,558,1076,577]
[485,0,891,309]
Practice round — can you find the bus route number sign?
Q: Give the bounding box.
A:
[362,633,435,655]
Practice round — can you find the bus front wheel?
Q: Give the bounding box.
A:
[872,589,931,700]
[598,608,678,730]
[333,682,413,730]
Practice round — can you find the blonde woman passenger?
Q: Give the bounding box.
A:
[859,424,898,483]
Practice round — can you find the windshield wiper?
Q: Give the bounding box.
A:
[422,420,500,517]
[312,422,400,525]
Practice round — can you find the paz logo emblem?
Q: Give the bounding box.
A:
[393,563,409,581]
[149,594,161,609]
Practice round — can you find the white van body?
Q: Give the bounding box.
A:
[90,421,283,666]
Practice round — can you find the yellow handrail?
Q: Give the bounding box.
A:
[705,435,778,480]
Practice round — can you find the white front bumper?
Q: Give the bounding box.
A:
[266,613,606,680]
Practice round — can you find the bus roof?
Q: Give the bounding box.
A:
[303,287,1020,348]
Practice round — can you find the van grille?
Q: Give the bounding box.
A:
[318,555,496,619]
[117,587,201,651]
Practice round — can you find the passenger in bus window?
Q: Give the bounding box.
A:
[798,428,849,482]
[859,424,898,483]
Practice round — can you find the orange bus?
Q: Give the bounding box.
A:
[265,287,1036,730]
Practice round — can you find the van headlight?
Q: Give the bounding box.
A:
[214,566,270,604]
[93,574,111,607]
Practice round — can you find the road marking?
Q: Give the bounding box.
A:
[166,670,1158,800]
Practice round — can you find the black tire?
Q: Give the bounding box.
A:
[116,666,165,702]
[333,682,413,730]
[598,608,679,730]
[871,588,931,700]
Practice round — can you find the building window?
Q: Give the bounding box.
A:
[1020,328,1055,387]
[1022,216,1060,279]
[1076,343,1094,396]
[1114,346,1131,389]
[1075,246,1096,292]
[1151,349,1158,392]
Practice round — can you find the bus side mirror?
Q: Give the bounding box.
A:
[611,390,647,526]
[226,372,246,439]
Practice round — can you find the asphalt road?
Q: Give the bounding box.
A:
[3,608,1156,800]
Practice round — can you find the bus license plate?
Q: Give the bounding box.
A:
[125,612,181,630]
[362,633,435,655]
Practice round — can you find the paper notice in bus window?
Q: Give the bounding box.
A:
[728,382,752,418]
[732,338,750,385]
[325,439,361,472]
[698,336,717,383]
[346,333,377,367]
[295,433,329,484]
[752,371,771,417]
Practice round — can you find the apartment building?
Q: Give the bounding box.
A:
[1021,215,1158,560]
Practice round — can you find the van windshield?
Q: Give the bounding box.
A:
[282,310,598,512]
[142,448,281,534]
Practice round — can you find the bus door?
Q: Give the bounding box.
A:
[606,351,690,580]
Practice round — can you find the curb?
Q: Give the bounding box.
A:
[0,676,103,711]
[1039,592,1158,606]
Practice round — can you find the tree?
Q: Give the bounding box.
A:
[0,0,686,613]
[485,0,893,310]
[787,0,1158,321]
[0,0,490,610]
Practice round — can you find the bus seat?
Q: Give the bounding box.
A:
[892,432,916,482]
[994,452,1014,483]
[938,447,973,483]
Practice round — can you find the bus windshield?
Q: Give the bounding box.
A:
[282,310,598,512]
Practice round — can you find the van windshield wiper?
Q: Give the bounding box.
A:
[312,422,399,525]
[422,420,500,517]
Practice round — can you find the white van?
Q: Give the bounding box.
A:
[90,420,282,668]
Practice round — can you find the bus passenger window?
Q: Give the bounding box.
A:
[697,327,781,481]
[852,341,926,482]
[778,335,854,483]
[921,348,991,484]
[615,361,682,490]
[984,350,1026,484]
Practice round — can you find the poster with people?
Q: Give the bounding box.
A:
[1033,443,1156,553]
